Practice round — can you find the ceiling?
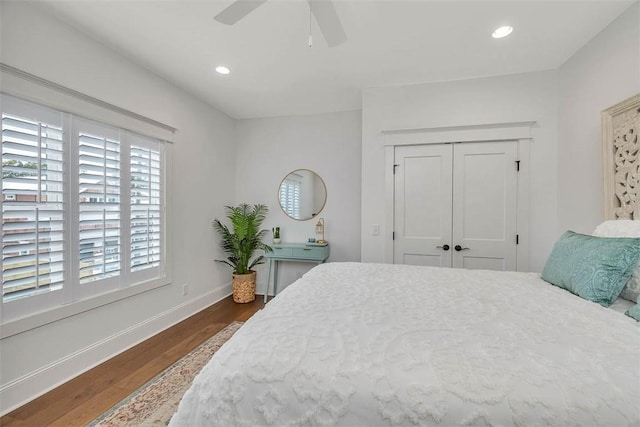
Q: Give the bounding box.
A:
[35,0,634,119]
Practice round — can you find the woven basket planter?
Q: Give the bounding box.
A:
[232,271,256,303]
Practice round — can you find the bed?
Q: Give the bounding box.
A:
[171,95,640,426]
[170,261,640,426]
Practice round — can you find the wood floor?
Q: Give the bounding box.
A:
[0,295,265,426]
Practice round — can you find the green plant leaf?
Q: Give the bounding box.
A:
[212,204,271,275]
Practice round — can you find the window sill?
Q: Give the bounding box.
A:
[0,276,171,339]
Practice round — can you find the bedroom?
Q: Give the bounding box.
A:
[0,0,639,423]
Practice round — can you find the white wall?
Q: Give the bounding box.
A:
[235,111,362,293]
[362,71,559,272]
[0,1,236,414]
[558,2,640,233]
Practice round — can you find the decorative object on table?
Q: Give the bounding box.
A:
[272,226,281,244]
[602,93,639,220]
[278,169,327,221]
[212,204,272,303]
[315,217,327,244]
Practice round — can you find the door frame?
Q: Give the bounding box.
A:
[383,121,533,272]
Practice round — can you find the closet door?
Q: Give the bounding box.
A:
[393,144,452,266]
[451,141,518,271]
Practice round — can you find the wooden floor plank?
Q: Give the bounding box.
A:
[0,295,265,427]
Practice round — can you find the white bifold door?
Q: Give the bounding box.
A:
[393,141,518,271]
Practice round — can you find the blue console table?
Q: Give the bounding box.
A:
[264,242,330,302]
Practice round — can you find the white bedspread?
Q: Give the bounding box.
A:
[171,263,640,426]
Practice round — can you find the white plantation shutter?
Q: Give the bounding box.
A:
[77,120,121,285]
[1,94,170,325]
[2,106,65,304]
[279,178,301,219]
[130,135,162,273]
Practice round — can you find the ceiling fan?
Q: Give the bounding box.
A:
[214,0,347,47]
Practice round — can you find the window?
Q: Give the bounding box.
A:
[78,121,122,286]
[2,107,65,304]
[1,95,168,322]
[129,135,162,274]
[279,178,301,219]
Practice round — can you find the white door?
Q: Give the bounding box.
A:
[452,142,518,271]
[393,141,519,271]
[393,144,452,267]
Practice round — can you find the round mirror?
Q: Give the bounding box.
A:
[278,169,327,221]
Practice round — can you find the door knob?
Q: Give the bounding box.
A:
[436,244,450,251]
[454,245,470,251]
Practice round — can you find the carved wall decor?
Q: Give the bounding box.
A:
[602,93,640,220]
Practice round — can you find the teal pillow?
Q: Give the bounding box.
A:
[542,231,640,307]
[625,296,640,321]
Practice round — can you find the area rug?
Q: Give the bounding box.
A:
[90,321,243,427]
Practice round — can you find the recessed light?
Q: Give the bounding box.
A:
[215,66,230,75]
[492,25,513,39]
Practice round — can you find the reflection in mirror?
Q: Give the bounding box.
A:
[278,169,327,221]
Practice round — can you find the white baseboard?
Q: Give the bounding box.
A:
[0,282,232,416]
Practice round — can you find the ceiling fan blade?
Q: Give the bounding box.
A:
[214,0,268,25]
[309,0,347,47]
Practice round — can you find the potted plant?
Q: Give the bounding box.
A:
[212,204,272,303]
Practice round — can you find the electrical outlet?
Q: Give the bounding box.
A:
[182,283,189,296]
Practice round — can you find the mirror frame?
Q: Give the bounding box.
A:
[277,169,327,221]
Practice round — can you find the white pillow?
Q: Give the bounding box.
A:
[593,220,640,302]
[593,220,640,238]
